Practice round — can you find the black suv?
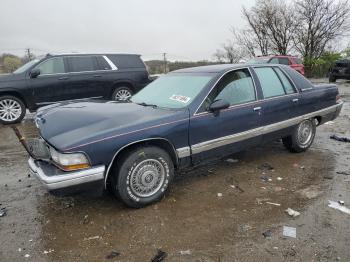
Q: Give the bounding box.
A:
[0,53,151,124]
[329,58,350,82]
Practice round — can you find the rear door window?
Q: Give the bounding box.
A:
[67,56,95,72]
[35,57,66,75]
[274,68,296,94]
[254,67,286,98]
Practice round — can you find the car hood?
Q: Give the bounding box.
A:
[0,73,24,83]
[36,101,188,151]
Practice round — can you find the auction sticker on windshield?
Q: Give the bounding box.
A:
[169,95,191,103]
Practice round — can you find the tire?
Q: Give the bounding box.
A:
[329,74,336,83]
[282,119,316,153]
[0,95,26,124]
[111,146,174,208]
[112,86,133,101]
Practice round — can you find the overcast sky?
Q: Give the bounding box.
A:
[0,0,256,61]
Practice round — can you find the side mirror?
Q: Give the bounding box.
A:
[209,99,230,114]
[30,69,40,78]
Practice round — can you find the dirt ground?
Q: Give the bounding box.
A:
[0,79,349,262]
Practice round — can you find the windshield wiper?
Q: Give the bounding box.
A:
[137,102,158,108]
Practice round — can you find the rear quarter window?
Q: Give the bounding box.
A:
[107,55,145,69]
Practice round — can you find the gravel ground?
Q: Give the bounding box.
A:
[0,79,349,262]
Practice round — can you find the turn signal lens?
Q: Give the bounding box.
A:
[57,163,91,171]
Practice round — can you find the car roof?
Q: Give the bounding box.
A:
[47,53,141,57]
[171,63,279,74]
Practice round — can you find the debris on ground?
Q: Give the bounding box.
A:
[43,249,54,254]
[83,236,100,241]
[323,175,333,180]
[82,215,89,224]
[274,186,283,192]
[230,184,244,193]
[217,193,223,197]
[62,198,75,208]
[225,158,239,163]
[179,250,191,255]
[330,134,350,143]
[285,208,300,218]
[328,200,350,214]
[325,121,335,125]
[277,177,283,181]
[336,171,350,176]
[239,224,252,232]
[260,175,272,182]
[24,254,30,258]
[106,251,120,259]
[338,200,345,206]
[283,226,296,238]
[0,207,7,217]
[151,249,167,262]
[266,202,281,206]
[262,229,272,239]
[258,163,274,171]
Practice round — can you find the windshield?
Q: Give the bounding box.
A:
[247,57,270,64]
[131,74,213,109]
[13,59,40,74]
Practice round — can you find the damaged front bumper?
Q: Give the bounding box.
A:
[28,157,105,191]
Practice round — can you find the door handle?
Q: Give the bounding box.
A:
[58,76,69,80]
[292,98,299,103]
[253,106,262,111]
[92,75,102,78]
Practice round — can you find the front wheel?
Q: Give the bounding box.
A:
[0,95,26,124]
[282,119,316,153]
[112,146,174,208]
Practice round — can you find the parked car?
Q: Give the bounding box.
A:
[248,55,305,75]
[0,53,151,124]
[24,64,342,208]
[329,58,350,82]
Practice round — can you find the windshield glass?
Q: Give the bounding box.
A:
[131,74,213,109]
[247,57,270,64]
[13,59,40,74]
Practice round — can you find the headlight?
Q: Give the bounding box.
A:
[49,147,91,171]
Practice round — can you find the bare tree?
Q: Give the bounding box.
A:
[213,40,248,63]
[294,0,350,61]
[242,5,270,55]
[231,28,257,57]
[242,0,298,55]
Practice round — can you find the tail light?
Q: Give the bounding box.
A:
[336,94,341,102]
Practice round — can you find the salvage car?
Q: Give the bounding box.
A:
[22,64,343,208]
[0,53,151,124]
[248,55,305,75]
[329,58,350,82]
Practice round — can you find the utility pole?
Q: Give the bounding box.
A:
[162,53,167,74]
[25,48,33,61]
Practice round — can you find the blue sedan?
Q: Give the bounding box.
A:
[26,64,343,207]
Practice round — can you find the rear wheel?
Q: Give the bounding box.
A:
[112,86,133,101]
[0,95,26,124]
[111,146,174,208]
[282,119,316,153]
